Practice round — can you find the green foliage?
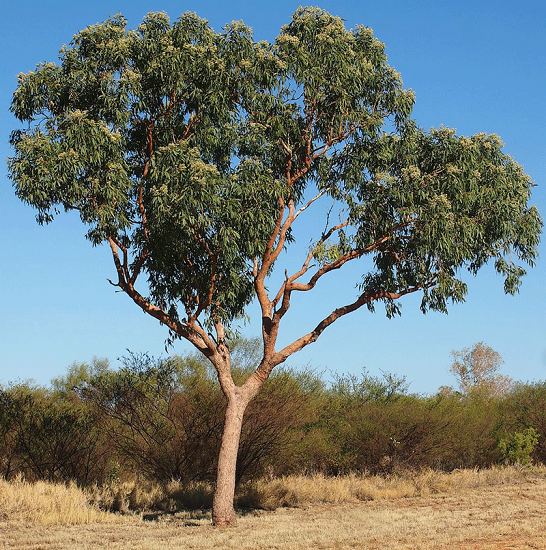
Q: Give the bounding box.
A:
[51,357,111,397]
[0,383,105,483]
[294,369,411,475]
[8,8,541,340]
[78,352,224,482]
[352,127,541,316]
[3,350,546,485]
[331,369,409,404]
[237,364,325,482]
[498,427,539,466]
[498,382,546,464]
[7,10,286,328]
[70,338,322,484]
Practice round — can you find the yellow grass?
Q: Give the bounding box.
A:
[236,465,543,509]
[0,475,122,526]
[2,466,545,549]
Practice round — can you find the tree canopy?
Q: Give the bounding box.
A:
[450,342,513,397]
[7,7,542,525]
[9,9,540,352]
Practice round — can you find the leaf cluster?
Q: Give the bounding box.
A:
[7,7,541,336]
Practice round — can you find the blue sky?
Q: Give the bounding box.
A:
[1,0,545,394]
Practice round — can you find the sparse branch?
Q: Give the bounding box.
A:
[293,186,332,220]
[270,216,417,328]
[270,218,350,309]
[291,125,356,184]
[129,250,149,286]
[272,284,425,365]
[260,197,286,271]
[292,232,393,293]
[270,198,296,264]
[107,236,216,358]
[278,138,292,156]
[193,248,220,321]
[109,236,137,287]
[107,235,147,287]
[107,236,126,288]
[254,198,289,326]
[255,194,299,323]
[182,110,199,141]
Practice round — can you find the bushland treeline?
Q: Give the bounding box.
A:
[1,339,544,487]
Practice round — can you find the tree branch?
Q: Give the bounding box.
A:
[270,218,350,310]
[293,186,332,220]
[271,284,425,365]
[107,238,215,358]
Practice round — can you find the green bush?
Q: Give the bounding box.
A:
[3,347,546,488]
[76,339,325,485]
[499,382,546,464]
[0,383,105,483]
[498,427,539,465]
[290,372,505,475]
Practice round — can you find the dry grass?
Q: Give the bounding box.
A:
[84,479,214,514]
[0,475,122,526]
[83,465,542,514]
[2,466,546,549]
[236,465,544,509]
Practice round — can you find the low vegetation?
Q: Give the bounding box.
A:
[2,341,546,547]
[0,475,120,526]
[2,466,546,549]
[2,465,544,524]
[1,341,545,489]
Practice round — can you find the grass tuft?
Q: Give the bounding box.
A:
[0,475,121,526]
[236,464,546,510]
[2,465,544,527]
[85,479,214,514]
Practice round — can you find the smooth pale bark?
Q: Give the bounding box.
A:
[212,390,253,526]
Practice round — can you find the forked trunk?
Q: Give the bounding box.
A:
[212,391,250,526]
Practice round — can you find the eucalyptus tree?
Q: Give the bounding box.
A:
[8,7,541,525]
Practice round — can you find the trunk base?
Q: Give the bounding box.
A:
[212,491,238,526]
[212,517,237,527]
[212,375,265,528]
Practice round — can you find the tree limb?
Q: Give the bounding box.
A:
[272,284,425,365]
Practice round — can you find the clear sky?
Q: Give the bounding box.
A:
[1,0,545,394]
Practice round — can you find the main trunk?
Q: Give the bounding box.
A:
[212,391,250,526]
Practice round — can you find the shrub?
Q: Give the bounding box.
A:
[500,382,546,464]
[4,348,546,488]
[0,384,105,484]
[498,427,539,465]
